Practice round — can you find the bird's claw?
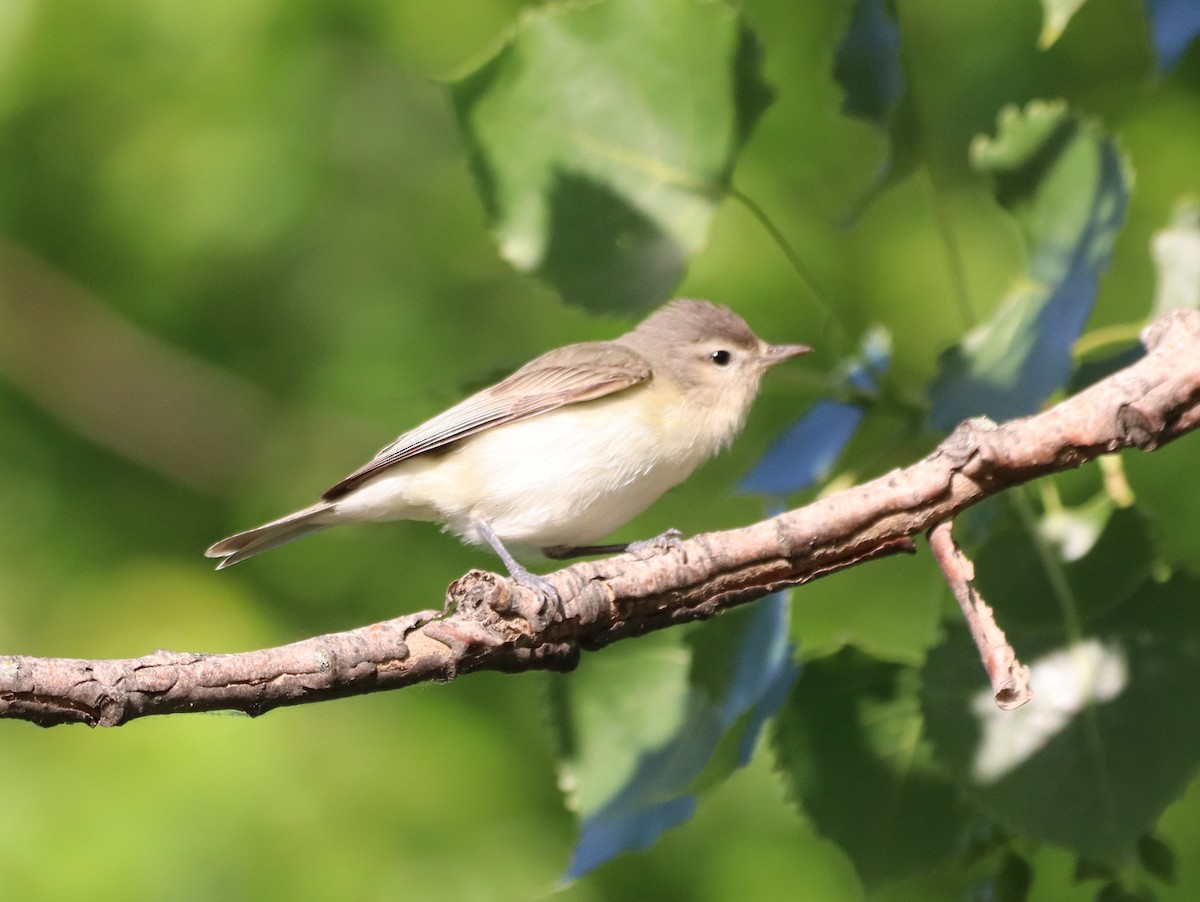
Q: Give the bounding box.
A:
[623,528,686,561]
[506,567,563,631]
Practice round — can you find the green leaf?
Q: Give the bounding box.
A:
[450,0,773,312]
[1137,833,1177,885]
[1095,881,1156,902]
[923,574,1200,864]
[1074,857,1116,882]
[971,101,1130,289]
[831,0,921,222]
[557,596,796,878]
[553,630,694,818]
[973,504,1154,632]
[685,594,798,788]
[839,75,922,224]
[995,851,1034,902]
[1067,345,1145,396]
[774,648,971,887]
[789,521,942,662]
[929,101,1132,430]
[833,0,902,131]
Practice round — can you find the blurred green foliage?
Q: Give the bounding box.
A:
[2,0,1200,899]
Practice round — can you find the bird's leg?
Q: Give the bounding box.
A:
[474,519,562,625]
[543,528,686,561]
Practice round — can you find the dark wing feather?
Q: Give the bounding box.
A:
[321,341,652,500]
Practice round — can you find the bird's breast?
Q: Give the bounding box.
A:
[473,393,704,544]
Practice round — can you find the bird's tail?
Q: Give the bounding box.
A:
[205,502,338,569]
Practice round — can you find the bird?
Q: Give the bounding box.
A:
[206,299,808,614]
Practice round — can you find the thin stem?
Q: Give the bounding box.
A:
[726,184,845,353]
[924,171,976,328]
[1011,486,1119,833]
[891,0,975,330]
[928,521,1031,709]
[1098,456,1135,508]
[1011,487,1084,644]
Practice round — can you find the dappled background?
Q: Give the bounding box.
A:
[2,1,1200,899]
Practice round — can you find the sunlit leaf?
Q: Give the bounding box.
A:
[929,101,1131,430]
[449,0,772,312]
[1152,199,1200,314]
[1038,0,1089,48]
[923,574,1200,863]
[1066,199,1198,393]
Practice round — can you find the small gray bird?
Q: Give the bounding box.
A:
[207,300,808,609]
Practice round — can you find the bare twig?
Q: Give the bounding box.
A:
[2,311,1198,728]
[929,521,1032,710]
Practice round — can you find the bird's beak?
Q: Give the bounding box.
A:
[760,343,811,367]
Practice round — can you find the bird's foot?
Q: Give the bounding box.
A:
[472,517,563,629]
[504,562,563,631]
[623,528,686,561]
[542,529,687,562]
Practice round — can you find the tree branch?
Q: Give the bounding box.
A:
[3,311,1199,728]
[928,520,1032,710]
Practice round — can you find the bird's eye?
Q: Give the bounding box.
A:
[710,349,732,367]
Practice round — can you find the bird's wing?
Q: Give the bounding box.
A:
[321,341,652,500]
